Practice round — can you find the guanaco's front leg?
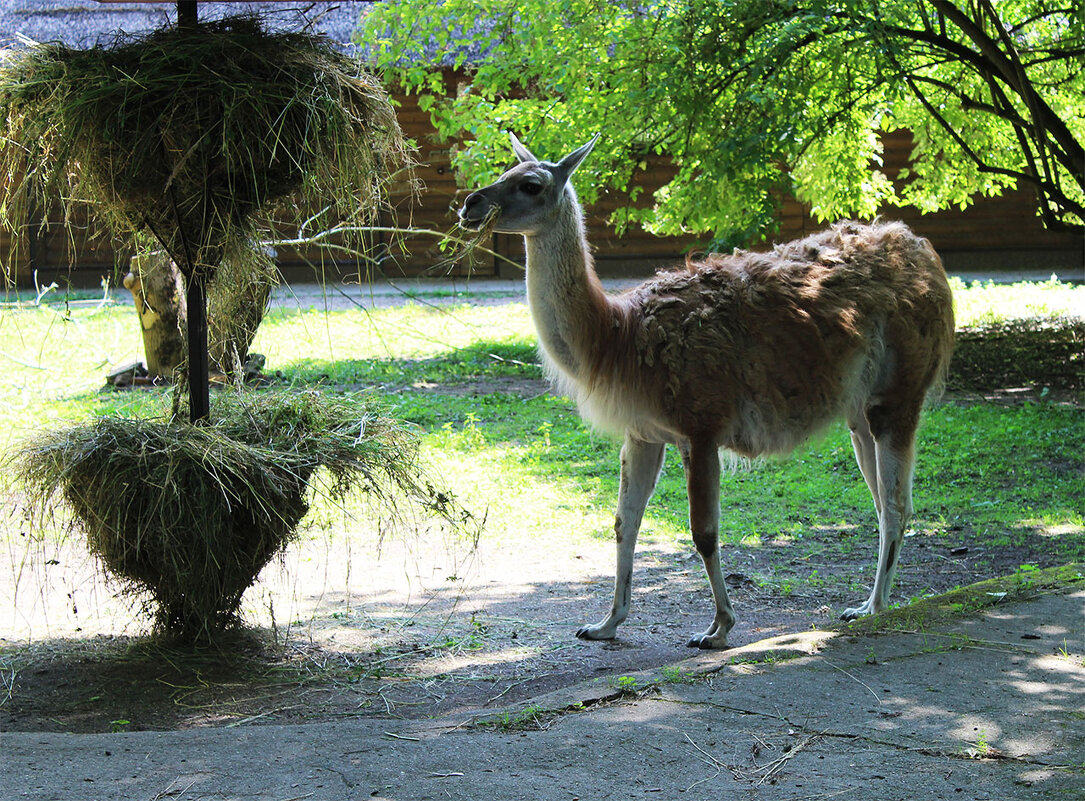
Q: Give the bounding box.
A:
[576,436,665,641]
[681,438,735,649]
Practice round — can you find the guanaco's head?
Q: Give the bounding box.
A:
[459,133,598,236]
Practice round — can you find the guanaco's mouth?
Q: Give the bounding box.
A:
[458,204,501,233]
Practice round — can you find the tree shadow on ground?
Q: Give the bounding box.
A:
[2,540,1080,735]
[5,343,1081,735]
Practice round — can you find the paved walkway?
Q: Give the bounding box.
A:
[5,264,1079,310]
[267,263,1082,313]
[3,587,1082,800]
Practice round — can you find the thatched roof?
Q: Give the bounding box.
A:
[0,1,364,51]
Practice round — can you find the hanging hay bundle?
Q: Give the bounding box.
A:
[14,391,476,641]
[0,15,410,278]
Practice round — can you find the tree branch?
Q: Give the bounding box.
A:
[929,0,1083,188]
[906,73,1027,128]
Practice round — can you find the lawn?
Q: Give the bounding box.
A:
[0,275,1082,730]
[1,277,1082,565]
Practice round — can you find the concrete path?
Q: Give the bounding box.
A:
[266,267,1082,312]
[3,588,1081,801]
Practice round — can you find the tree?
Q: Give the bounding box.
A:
[363,0,1084,246]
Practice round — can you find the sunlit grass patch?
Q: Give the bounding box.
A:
[950,276,1084,326]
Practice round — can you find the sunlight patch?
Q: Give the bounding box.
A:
[413,645,540,677]
[1038,522,1084,537]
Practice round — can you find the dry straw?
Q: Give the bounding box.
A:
[0,15,412,279]
[13,391,479,642]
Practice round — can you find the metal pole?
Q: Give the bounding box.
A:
[186,270,211,423]
[176,0,209,423]
[178,1,198,29]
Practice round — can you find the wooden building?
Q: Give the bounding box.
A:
[3,83,1082,288]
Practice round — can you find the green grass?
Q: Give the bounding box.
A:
[948,276,1084,326]
[2,279,1083,594]
[840,563,1085,636]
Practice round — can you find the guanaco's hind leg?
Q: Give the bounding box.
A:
[849,415,881,519]
[576,436,665,641]
[842,412,918,620]
[681,438,735,649]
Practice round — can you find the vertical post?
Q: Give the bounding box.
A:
[178,1,198,29]
[26,194,40,281]
[186,270,211,423]
[177,0,207,423]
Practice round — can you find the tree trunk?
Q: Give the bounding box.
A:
[124,249,276,381]
[124,252,186,379]
[207,246,276,374]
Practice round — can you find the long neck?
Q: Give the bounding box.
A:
[523,186,613,380]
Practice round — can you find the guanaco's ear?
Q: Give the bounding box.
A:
[556,134,599,182]
[509,132,539,163]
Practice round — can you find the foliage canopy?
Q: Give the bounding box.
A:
[363,0,1084,245]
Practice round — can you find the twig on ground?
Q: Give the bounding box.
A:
[682,732,725,791]
[382,731,420,741]
[151,777,198,799]
[824,660,882,703]
[749,733,820,786]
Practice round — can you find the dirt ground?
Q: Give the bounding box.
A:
[5,585,1081,801]
[1,381,1078,736]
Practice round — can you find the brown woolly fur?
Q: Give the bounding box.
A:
[13,391,478,642]
[597,221,955,454]
[0,15,410,280]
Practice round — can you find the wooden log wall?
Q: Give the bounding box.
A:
[3,82,1080,288]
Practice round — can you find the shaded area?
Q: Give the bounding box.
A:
[2,330,1082,736]
[266,338,542,391]
[2,586,1082,800]
[1,545,1080,734]
[951,317,1083,391]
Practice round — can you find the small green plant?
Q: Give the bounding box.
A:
[975,729,991,757]
[440,412,488,451]
[1054,641,1083,666]
[728,650,801,666]
[1015,563,1041,589]
[955,728,995,760]
[493,703,547,730]
[536,421,553,449]
[660,665,698,685]
[466,614,489,649]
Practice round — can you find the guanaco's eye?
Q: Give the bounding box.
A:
[519,180,544,196]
